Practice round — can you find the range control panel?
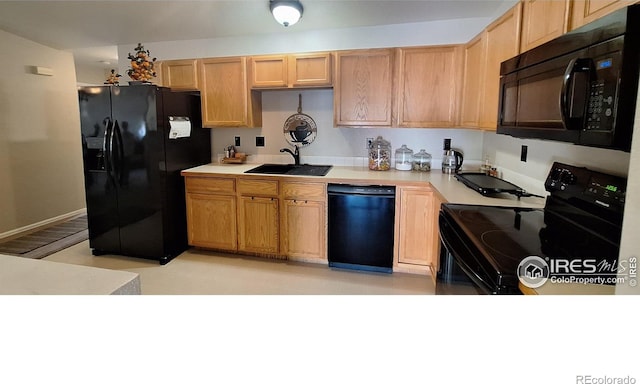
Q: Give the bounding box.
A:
[545,162,626,212]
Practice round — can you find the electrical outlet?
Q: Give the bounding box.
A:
[520,145,528,162]
[366,137,374,149]
[256,136,265,147]
[234,136,241,147]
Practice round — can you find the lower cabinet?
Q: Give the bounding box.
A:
[280,181,327,261]
[395,186,442,274]
[186,193,237,251]
[237,196,279,254]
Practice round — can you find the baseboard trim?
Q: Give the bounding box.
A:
[0,208,87,241]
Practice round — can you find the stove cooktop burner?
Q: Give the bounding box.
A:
[440,204,545,289]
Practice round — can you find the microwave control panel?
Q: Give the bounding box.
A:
[585,80,616,131]
[585,52,621,132]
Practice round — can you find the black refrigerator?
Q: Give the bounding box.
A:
[78,85,211,264]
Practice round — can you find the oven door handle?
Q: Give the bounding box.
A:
[560,58,593,130]
[439,217,496,294]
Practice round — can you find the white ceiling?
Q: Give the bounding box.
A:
[0,0,513,69]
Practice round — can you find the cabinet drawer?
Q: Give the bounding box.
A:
[237,178,279,196]
[281,182,326,201]
[185,177,235,195]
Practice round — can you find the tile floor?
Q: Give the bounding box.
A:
[43,241,436,294]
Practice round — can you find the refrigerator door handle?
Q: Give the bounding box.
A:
[113,120,125,185]
[104,117,115,181]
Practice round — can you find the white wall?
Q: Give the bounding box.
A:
[616,87,640,294]
[0,29,86,234]
[483,132,631,195]
[210,89,484,167]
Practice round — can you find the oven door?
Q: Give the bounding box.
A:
[497,47,592,143]
[437,211,494,295]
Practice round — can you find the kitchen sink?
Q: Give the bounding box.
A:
[245,164,333,176]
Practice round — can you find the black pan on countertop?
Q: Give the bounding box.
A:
[454,173,526,197]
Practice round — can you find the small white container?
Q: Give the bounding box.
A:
[395,144,413,171]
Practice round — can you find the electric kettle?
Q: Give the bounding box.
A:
[442,139,463,174]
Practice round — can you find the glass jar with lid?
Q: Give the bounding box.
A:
[395,144,413,171]
[368,136,391,171]
[412,149,432,172]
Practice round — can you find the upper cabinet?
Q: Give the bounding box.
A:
[459,33,487,127]
[460,3,521,130]
[396,46,462,128]
[520,0,570,52]
[334,49,395,127]
[570,0,636,29]
[249,52,333,89]
[479,3,522,129]
[161,59,199,90]
[199,57,262,128]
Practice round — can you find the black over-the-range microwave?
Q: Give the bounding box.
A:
[497,4,640,152]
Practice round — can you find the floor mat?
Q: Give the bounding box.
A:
[0,215,88,259]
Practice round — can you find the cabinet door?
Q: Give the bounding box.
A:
[199,57,262,127]
[281,199,326,260]
[570,0,635,29]
[250,55,288,88]
[289,52,333,87]
[459,33,487,127]
[334,49,394,126]
[186,193,237,251]
[238,196,279,254]
[395,187,439,267]
[161,59,199,90]
[397,46,461,127]
[479,3,522,130]
[520,0,570,52]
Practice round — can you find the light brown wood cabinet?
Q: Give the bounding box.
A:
[479,3,522,130]
[161,59,199,90]
[236,178,279,254]
[459,33,487,128]
[394,186,442,274]
[396,46,462,127]
[280,181,326,261]
[460,3,521,130]
[520,0,570,52]
[570,0,636,29]
[250,52,333,89]
[199,57,262,128]
[185,177,237,251]
[334,49,395,127]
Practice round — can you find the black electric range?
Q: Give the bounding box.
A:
[437,162,626,294]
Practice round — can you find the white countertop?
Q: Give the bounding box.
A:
[0,255,141,295]
[182,163,546,208]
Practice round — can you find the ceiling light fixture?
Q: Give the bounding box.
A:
[270,0,303,27]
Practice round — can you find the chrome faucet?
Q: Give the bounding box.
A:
[280,145,300,165]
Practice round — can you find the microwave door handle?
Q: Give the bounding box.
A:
[560,58,593,130]
[560,58,579,130]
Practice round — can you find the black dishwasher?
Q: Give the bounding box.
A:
[327,184,396,273]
